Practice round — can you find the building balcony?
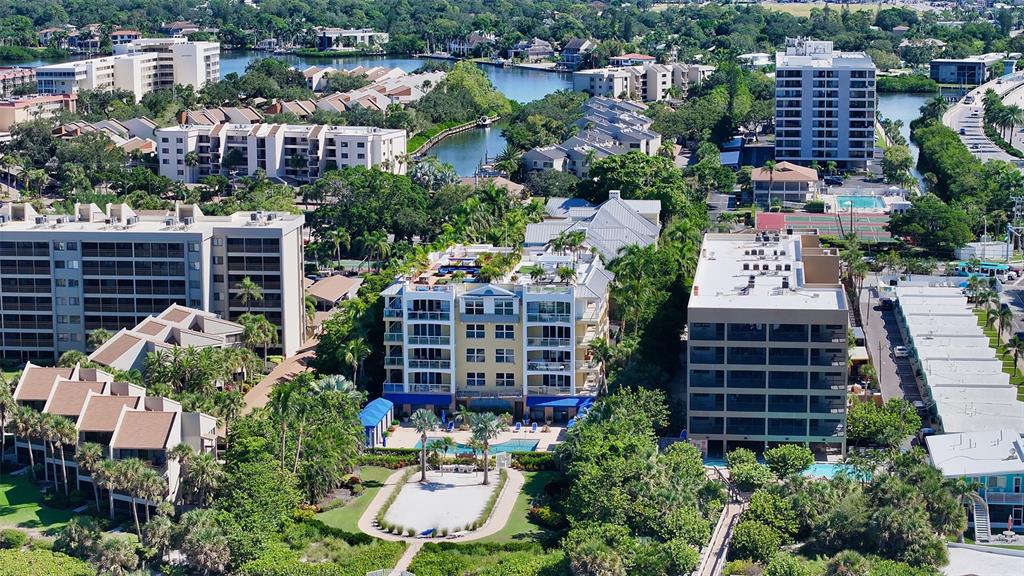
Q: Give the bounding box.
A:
[408,383,451,394]
[527,313,572,323]
[408,359,452,370]
[984,492,1024,505]
[384,308,403,318]
[527,337,572,348]
[527,361,572,372]
[577,359,600,371]
[458,388,524,398]
[407,335,451,346]
[384,332,403,342]
[383,382,405,393]
[527,385,573,396]
[407,311,451,321]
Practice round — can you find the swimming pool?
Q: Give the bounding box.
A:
[836,195,887,210]
[414,437,540,454]
[702,459,862,480]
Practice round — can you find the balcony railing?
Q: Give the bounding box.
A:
[527,337,571,348]
[384,308,403,318]
[384,357,404,367]
[527,361,572,372]
[383,382,404,392]
[384,332,403,342]
[408,383,450,393]
[408,359,452,370]
[577,359,599,371]
[984,492,1024,505]
[527,385,573,396]
[407,336,451,346]
[407,311,451,321]
[458,389,524,398]
[527,313,572,323]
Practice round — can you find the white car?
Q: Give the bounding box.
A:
[893,346,909,358]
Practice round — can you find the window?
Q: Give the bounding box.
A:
[213,238,224,246]
[466,348,485,362]
[466,324,485,338]
[495,300,515,316]
[54,261,66,269]
[496,373,515,387]
[214,275,224,283]
[495,324,515,339]
[465,300,484,315]
[213,256,224,265]
[467,373,486,387]
[189,243,200,252]
[496,349,515,364]
[69,297,79,305]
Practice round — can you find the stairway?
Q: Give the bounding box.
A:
[969,492,992,543]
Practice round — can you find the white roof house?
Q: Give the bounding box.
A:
[926,429,1024,478]
[524,190,661,259]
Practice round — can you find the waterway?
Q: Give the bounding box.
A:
[876,92,930,185]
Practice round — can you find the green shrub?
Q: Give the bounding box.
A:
[804,200,826,213]
[351,484,365,496]
[528,505,568,529]
[764,444,814,478]
[0,549,92,576]
[731,462,777,492]
[729,520,782,564]
[0,530,27,550]
[765,552,814,576]
[510,451,557,471]
[725,447,758,469]
[237,540,406,576]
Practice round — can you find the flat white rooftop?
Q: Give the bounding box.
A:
[690,233,845,311]
[927,429,1024,478]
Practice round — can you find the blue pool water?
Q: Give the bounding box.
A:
[836,195,886,210]
[414,437,539,454]
[702,459,858,480]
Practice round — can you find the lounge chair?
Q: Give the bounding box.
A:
[531,422,538,433]
[446,421,455,433]
[513,422,522,433]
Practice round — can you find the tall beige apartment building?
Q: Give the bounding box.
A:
[381,245,612,422]
[155,123,407,183]
[0,202,305,364]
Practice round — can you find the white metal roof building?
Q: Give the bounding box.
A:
[893,286,1024,432]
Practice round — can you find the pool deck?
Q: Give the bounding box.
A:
[385,425,566,452]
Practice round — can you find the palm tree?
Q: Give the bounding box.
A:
[168,443,196,505]
[428,436,457,475]
[995,306,1014,340]
[342,338,371,385]
[214,392,244,451]
[0,380,13,477]
[139,468,165,523]
[761,160,777,207]
[1007,104,1024,145]
[184,151,200,182]
[465,412,504,485]
[77,442,105,512]
[235,276,264,313]
[556,265,577,284]
[11,407,39,480]
[184,452,222,507]
[411,409,439,482]
[51,415,77,496]
[326,228,350,264]
[94,536,138,576]
[357,230,391,272]
[269,378,298,470]
[86,328,113,351]
[1007,335,1024,376]
[96,459,120,520]
[115,458,148,540]
[238,312,278,360]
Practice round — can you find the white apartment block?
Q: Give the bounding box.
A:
[0,202,306,363]
[11,363,217,511]
[155,123,407,183]
[316,28,390,51]
[775,38,877,170]
[380,245,612,423]
[573,62,714,102]
[36,38,220,101]
[687,232,849,458]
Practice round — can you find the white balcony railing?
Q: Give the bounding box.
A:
[527,337,571,348]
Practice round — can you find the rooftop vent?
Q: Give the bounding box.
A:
[782,277,790,290]
[164,217,177,226]
[126,216,138,226]
[34,215,48,225]
[183,216,194,225]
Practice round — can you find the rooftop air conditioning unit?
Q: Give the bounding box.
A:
[249,213,260,222]
[266,213,277,221]
[183,217,194,225]
[34,215,48,225]
[55,216,68,224]
[164,217,177,226]
[126,216,138,226]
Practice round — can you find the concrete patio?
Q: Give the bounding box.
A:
[383,424,565,452]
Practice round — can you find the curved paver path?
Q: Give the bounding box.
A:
[356,466,526,544]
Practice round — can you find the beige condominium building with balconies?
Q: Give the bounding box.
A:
[0,202,305,364]
[155,123,406,183]
[686,232,849,458]
[380,244,612,423]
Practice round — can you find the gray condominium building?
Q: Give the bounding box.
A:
[686,233,849,458]
[774,38,876,170]
[0,202,305,364]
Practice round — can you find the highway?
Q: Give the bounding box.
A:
[942,74,1024,166]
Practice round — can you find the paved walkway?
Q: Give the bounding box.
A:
[386,425,565,452]
[357,466,525,544]
[391,541,423,574]
[241,336,317,415]
[944,546,1024,575]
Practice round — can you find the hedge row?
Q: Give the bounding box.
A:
[236,540,407,576]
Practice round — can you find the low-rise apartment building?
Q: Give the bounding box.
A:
[155,123,406,183]
[522,97,660,177]
[752,161,820,205]
[0,201,306,362]
[380,244,612,423]
[89,304,244,372]
[686,232,849,458]
[573,62,714,102]
[0,67,35,96]
[36,38,219,101]
[11,363,217,512]
[315,28,390,51]
[0,94,77,132]
[926,429,1024,541]
[525,190,661,260]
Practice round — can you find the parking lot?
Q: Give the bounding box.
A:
[860,282,922,405]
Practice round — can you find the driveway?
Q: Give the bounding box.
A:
[859,280,921,403]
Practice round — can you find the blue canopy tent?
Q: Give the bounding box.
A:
[360,398,394,448]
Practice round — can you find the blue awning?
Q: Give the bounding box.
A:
[359,397,394,428]
[527,396,595,408]
[383,392,452,406]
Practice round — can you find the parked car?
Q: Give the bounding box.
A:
[912,400,927,415]
[893,345,909,358]
[823,175,844,186]
[959,127,966,135]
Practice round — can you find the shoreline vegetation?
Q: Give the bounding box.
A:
[877,74,939,94]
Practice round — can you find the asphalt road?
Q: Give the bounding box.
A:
[860,281,921,404]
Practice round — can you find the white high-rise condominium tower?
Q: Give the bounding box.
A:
[774,38,877,170]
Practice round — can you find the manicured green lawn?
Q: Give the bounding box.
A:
[973,310,1024,401]
[0,474,75,533]
[476,471,560,544]
[315,466,393,533]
